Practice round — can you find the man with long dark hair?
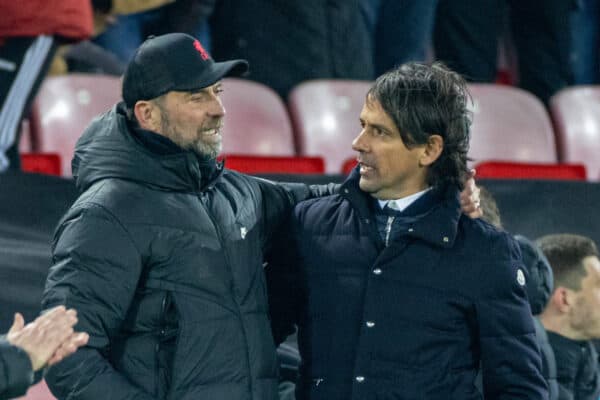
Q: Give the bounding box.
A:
[268,62,548,400]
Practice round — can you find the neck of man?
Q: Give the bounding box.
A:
[540,310,589,341]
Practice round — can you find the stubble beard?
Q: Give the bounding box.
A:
[160,111,222,160]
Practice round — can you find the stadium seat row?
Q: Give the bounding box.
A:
[18,74,600,180]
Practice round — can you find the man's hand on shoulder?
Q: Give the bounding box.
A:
[460,169,482,219]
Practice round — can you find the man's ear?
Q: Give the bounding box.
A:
[551,286,572,313]
[419,134,444,167]
[134,100,160,131]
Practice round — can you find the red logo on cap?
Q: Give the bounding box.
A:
[193,40,210,61]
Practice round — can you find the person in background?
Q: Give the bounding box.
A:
[0,306,88,399]
[570,0,600,84]
[0,1,94,172]
[93,0,214,63]
[210,0,374,99]
[434,0,576,105]
[538,233,600,400]
[362,0,439,75]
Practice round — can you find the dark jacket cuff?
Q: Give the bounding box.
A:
[0,340,35,398]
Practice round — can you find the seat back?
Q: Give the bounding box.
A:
[20,153,62,176]
[468,84,557,164]
[341,158,357,175]
[222,155,324,174]
[289,80,371,173]
[475,161,587,181]
[220,78,295,156]
[30,74,121,177]
[550,86,600,180]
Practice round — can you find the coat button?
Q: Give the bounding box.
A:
[344,188,349,194]
[443,236,449,243]
[373,268,382,275]
[408,228,414,232]
[364,218,370,224]
[355,376,365,383]
[366,321,375,328]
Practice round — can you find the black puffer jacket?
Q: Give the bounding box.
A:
[42,103,330,400]
[211,0,373,98]
[547,332,600,400]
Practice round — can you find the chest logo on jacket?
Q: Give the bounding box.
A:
[517,268,526,286]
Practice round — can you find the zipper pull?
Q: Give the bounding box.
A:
[385,216,395,247]
[313,378,324,387]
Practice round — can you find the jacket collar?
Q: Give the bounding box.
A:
[340,167,462,248]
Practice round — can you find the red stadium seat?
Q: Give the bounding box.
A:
[468,84,557,164]
[220,78,295,156]
[20,153,62,176]
[30,76,295,176]
[475,161,587,181]
[550,86,600,180]
[15,379,56,400]
[222,155,324,174]
[29,74,121,177]
[341,158,358,175]
[288,80,372,173]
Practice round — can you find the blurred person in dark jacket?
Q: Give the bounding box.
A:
[434,0,576,105]
[0,306,88,399]
[538,234,600,400]
[361,0,439,74]
[210,0,374,99]
[93,0,215,63]
[267,62,547,399]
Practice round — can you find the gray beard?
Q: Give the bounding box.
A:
[191,140,221,160]
[159,111,221,160]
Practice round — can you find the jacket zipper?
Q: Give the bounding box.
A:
[156,293,168,399]
[384,216,395,247]
[198,192,255,396]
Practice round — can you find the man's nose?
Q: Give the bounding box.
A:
[352,130,368,152]
[208,97,226,117]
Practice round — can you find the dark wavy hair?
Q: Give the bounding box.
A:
[367,62,472,189]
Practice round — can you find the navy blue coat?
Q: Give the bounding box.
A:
[267,171,548,400]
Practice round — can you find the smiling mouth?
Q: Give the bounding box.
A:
[203,127,221,136]
[359,163,375,175]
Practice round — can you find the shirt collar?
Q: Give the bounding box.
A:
[377,187,432,212]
